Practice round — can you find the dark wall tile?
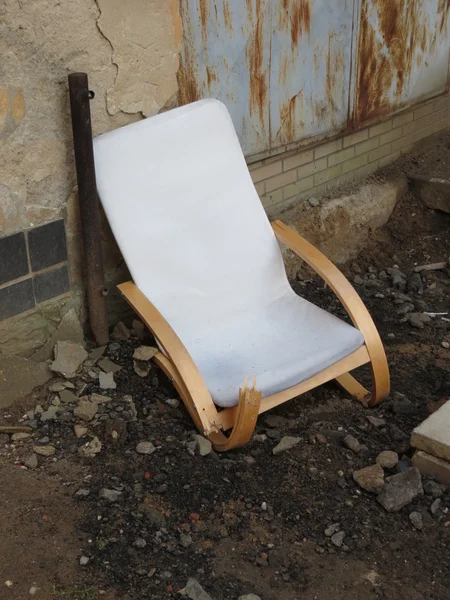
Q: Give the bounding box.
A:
[28,219,67,272]
[0,232,29,285]
[0,278,35,320]
[34,265,69,304]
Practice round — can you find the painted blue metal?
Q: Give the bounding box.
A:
[270,1,354,147]
[179,0,450,157]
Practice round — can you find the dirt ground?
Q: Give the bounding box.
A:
[1,137,450,600]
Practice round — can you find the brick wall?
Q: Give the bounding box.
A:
[249,94,450,213]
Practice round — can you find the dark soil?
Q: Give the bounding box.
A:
[1,143,450,600]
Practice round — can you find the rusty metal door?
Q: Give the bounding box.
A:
[178,0,272,156]
[352,0,450,125]
[270,1,354,147]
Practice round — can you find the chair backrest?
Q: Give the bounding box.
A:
[93,99,290,340]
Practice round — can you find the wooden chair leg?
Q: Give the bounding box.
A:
[208,380,261,452]
[155,353,261,451]
[336,372,370,404]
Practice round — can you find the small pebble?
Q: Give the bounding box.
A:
[136,441,156,455]
[343,434,361,453]
[29,586,38,595]
[79,556,89,566]
[409,511,423,530]
[376,450,399,469]
[442,341,450,349]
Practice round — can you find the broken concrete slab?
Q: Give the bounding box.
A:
[411,399,450,462]
[50,341,88,378]
[377,468,423,512]
[412,450,450,485]
[409,176,450,214]
[31,308,84,362]
[0,353,51,408]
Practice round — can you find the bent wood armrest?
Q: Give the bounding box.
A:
[272,220,389,403]
[118,282,221,435]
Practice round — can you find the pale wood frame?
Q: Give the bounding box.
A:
[118,220,389,451]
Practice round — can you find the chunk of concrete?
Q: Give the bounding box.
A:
[411,450,450,485]
[0,353,51,408]
[377,468,423,512]
[411,399,450,462]
[31,309,84,362]
[50,341,88,378]
[410,176,450,214]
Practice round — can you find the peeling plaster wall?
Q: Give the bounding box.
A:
[0,0,181,356]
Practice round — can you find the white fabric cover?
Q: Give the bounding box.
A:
[93,99,364,407]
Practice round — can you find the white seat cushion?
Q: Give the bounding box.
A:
[93,99,364,408]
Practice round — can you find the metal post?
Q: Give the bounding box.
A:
[68,72,109,346]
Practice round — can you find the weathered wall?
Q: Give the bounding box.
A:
[1,0,450,362]
[0,0,181,357]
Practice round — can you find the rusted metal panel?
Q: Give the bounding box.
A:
[178,0,271,156]
[179,0,450,157]
[353,0,450,125]
[270,1,354,147]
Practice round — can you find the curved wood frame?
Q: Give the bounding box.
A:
[271,220,390,406]
[118,220,389,451]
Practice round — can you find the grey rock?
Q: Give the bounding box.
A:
[74,424,88,438]
[264,415,287,428]
[389,424,408,441]
[74,400,98,422]
[387,267,407,279]
[0,434,10,444]
[415,299,429,312]
[353,464,385,493]
[131,319,146,340]
[180,533,193,547]
[344,434,361,453]
[75,488,90,498]
[133,538,147,548]
[185,578,213,600]
[39,405,59,422]
[88,346,107,362]
[377,468,423,512]
[11,432,31,442]
[99,488,122,502]
[90,393,111,404]
[392,275,406,291]
[353,275,364,285]
[98,357,122,374]
[409,511,423,530]
[136,441,156,455]
[111,321,130,341]
[239,596,262,600]
[430,498,442,515]
[407,272,423,295]
[133,360,150,378]
[408,312,431,329]
[442,341,450,349]
[33,445,56,457]
[23,453,38,469]
[397,302,415,315]
[273,436,301,455]
[79,556,89,566]
[32,309,85,362]
[266,429,281,441]
[423,480,444,498]
[376,450,399,469]
[367,416,386,427]
[59,389,76,404]
[78,437,102,457]
[50,341,88,378]
[308,197,320,207]
[393,397,417,415]
[99,371,116,390]
[324,523,341,537]
[133,345,158,361]
[165,398,180,408]
[194,435,212,456]
[331,531,345,547]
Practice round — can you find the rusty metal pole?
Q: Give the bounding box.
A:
[68,72,109,346]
